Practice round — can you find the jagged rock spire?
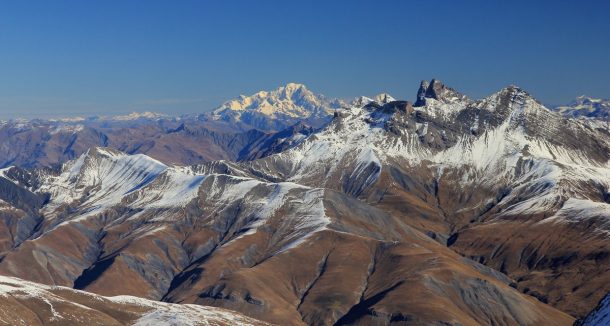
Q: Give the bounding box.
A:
[415,80,430,107]
[425,79,447,100]
[414,79,468,107]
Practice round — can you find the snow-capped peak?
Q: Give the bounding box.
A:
[351,93,396,107]
[554,95,610,120]
[110,111,168,121]
[574,95,604,104]
[209,83,344,131]
[48,116,87,123]
[281,82,309,98]
[40,147,169,217]
[214,83,324,115]
[352,96,375,107]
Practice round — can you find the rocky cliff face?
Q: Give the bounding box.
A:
[0,84,343,170]
[207,83,345,131]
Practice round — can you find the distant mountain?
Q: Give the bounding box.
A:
[109,111,169,121]
[206,83,346,131]
[42,111,170,124]
[0,84,346,169]
[351,92,396,107]
[554,95,610,120]
[0,85,437,170]
[0,118,307,169]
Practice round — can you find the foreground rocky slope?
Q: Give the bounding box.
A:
[0,147,574,325]
[0,275,269,326]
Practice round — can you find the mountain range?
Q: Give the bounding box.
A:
[0,80,608,325]
[0,83,339,169]
[1,82,607,170]
[553,96,610,121]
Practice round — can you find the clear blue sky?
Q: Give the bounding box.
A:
[1,0,609,119]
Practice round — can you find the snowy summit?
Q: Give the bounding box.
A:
[208,83,345,131]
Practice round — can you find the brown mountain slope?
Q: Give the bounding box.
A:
[0,120,302,168]
[0,152,574,325]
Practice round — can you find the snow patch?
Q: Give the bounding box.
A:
[0,275,265,326]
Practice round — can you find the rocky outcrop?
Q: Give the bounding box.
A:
[414,78,469,107]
